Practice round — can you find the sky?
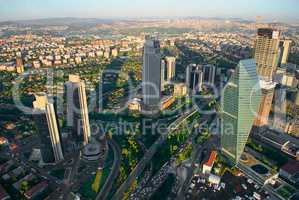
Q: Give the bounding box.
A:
[0,0,299,23]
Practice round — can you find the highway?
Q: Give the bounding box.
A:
[111,106,199,200]
[96,139,122,200]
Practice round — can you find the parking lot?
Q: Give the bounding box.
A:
[186,172,270,200]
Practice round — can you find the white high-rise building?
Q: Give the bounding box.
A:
[165,56,176,81]
[142,38,161,112]
[66,75,91,145]
[33,93,64,163]
[203,64,216,85]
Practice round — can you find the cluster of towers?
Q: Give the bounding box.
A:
[33,75,91,164]
[221,27,291,164]
[185,64,216,94]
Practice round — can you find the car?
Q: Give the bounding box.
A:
[220,182,226,189]
[247,179,253,184]
[242,184,248,190]
[190,183,195,189]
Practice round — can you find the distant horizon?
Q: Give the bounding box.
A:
[0,16,297,25]
[1,0,298,24]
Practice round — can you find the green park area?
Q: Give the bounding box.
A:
[78,176,98,199]
[246,139,288,168]
[277,185,296,199]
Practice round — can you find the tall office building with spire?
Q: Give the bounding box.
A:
[221,59,262,164]
[142,37,161,112]
[33,93,64,163]
[66,75,91,145]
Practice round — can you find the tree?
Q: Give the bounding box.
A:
[20,181,29,194]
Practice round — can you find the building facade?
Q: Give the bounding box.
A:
[221,59,262,164]
[142,38,162,112]
[16,57,24,74]
[203,64,216,85]
[253,80,276,127]
[33,93,64,163]
[278,40,291,67]
[165,56,176,81]
[254,28,281,80]
[66,75,91,145]
[186,64,203,94]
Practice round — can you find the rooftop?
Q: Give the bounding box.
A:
[280,161,299,175]
[204,151,218,167]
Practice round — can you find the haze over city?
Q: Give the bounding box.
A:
[1,0,299,23]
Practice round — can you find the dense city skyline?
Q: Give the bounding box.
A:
[1,0,299,23]
[0,1,299,199]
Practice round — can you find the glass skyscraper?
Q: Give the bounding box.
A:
[142,38,161,112]
[221,59,262,164]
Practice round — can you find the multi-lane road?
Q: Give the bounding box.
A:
[111,106,200,200]
[96,139,122,200]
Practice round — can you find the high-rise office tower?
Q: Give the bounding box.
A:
[161,57,176,91]
[33,93,64,163]
[254,28,281,80]
[66,75,91,145]
[296,91,299,107]
[221,59,262,164]
[165,57,176,81]
[142,38,161,112]
[203,64,216,85]
[186,64,203,94]
[16,57,24,74]
[278,40,291,67]
[253,80,276,127]
[161,59,166,92]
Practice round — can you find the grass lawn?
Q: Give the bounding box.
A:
[277,185,296,199]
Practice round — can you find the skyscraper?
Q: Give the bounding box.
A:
[186,64,203,94]
[16,57,24,74]
[221,59,262,164]
[66,75,91,145]
[165,56,176,81]
[278,40,291,67]
[33,93,64,163]
[161,59,166,92]
[253,80,276,127]
[254,28,281,80]
[203,64,216,85]
[161,57,176,92]
[142,38,161,112]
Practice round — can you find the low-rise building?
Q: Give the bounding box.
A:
[160,96,175,110]
[24,181,48,200]
[203,151,217,174]
[0,184,10,200]
[173,83,187,97]
[128,98,142,111]
[279,161,299,185]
